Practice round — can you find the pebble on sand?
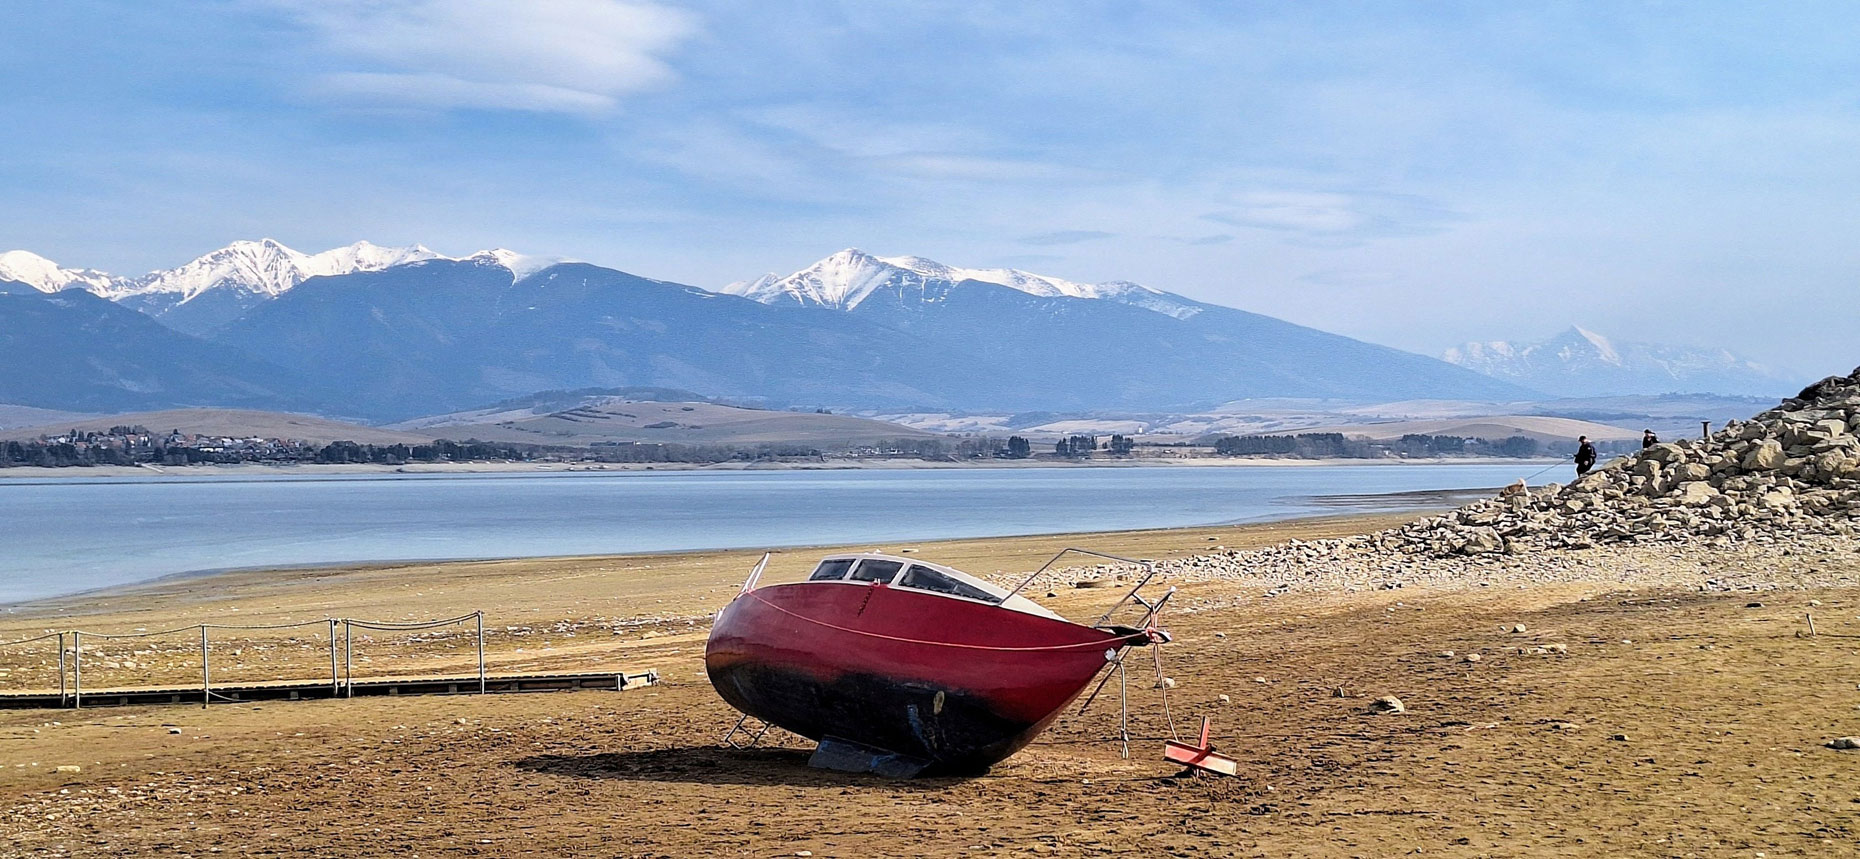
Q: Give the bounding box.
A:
[1827,736,1860,750]
[1369,695,1406,715]
[1463,653,1482,663]
[1510,624,1528,633]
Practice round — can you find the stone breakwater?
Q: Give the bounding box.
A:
[1042,366,1860,596]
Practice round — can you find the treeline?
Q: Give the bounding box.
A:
[1212,432,1556,459]
[0,438,536,468]
[311,440,533,464]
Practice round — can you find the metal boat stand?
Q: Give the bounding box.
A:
[721,713,773,749]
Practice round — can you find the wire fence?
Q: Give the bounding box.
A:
[0,612,486,709]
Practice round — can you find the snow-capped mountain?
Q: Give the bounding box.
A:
[0,240,560,335]
[459,248,559,279]
[1444,326,1800,397]
[101,239,443,303]
[6,243,1538,418]
[721,249,1207,320]
[0,250,119,294]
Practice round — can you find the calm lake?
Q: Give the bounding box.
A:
[0,463,1555,605]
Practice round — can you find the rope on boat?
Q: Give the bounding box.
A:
[1149,599,1180,743]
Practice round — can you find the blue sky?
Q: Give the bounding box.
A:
[4,1,1857,374]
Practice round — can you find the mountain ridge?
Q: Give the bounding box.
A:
[721,248,1206,320]
[0,240,565,335]
[1444,326,1799,397]
[7,244,1540,418]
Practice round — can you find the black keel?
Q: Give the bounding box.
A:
[808,736,932,778]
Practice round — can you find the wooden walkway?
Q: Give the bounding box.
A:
[0,670,659,709]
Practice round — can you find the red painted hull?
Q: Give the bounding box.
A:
[706,582,1129,774]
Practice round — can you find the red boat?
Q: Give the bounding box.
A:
[705,550,1169,776]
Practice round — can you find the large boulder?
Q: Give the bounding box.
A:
[1676,482,1720,506]
[1814,418,1849,436]
[1743,439,1786,471]
[1643,443,1685,464]
[1459,527,1504,555]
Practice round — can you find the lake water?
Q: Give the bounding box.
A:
[0,463,1555,605]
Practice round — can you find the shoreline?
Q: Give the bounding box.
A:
[0,509,1438,620]
[0,455,1565,480]
[0,510,1434,626]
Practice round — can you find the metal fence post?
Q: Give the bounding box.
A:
[477,611,486,695]
[200,625,210,709]
[329,619,339,697]
[344,621,353,698]
[58,632,67,708]
[72,631,81,710]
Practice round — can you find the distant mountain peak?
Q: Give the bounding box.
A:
[0,240,561,335]
[1445,326,1797,397]
[0,250,120,294]
[1554,325,1622,365]
[462,248,561,278]
[719,250,1206,319]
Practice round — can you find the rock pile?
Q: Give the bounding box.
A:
[1037,367,1860,596]
[1379,366,1860,556]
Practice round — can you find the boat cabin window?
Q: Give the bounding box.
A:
[899,565,1001,603]
[808,559,856,581]
[848,559,904,583]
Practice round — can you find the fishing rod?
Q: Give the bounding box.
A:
[1520,437,1639,485]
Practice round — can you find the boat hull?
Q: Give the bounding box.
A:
[706,582,1127,774]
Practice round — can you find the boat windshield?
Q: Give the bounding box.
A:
[899,564,1000,604]
[848,559,904,583]
[808,558,856,581]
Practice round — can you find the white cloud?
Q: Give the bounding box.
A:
[275,0,698,114]
[1203,189,1462,244]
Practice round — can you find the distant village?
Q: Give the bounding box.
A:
[0,425,535,469]
[0,425,1596,470]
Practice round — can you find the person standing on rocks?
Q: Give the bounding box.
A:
[1574,436,1598,476]
[1642,429,1659,449]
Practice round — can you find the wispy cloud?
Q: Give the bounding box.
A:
[1018,230,1114,246]
[1203,189,1462,244]
[273,0,698,114]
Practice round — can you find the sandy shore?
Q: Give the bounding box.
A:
[2,511,1856,857]
[0,455,1559,480]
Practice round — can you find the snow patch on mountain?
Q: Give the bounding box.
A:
[0,251,120,294]
[0,240,560,311]
[1444,326,1798,397]
[722,249,1206,320]
[464,248,560,279]
[100,239,449,303]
